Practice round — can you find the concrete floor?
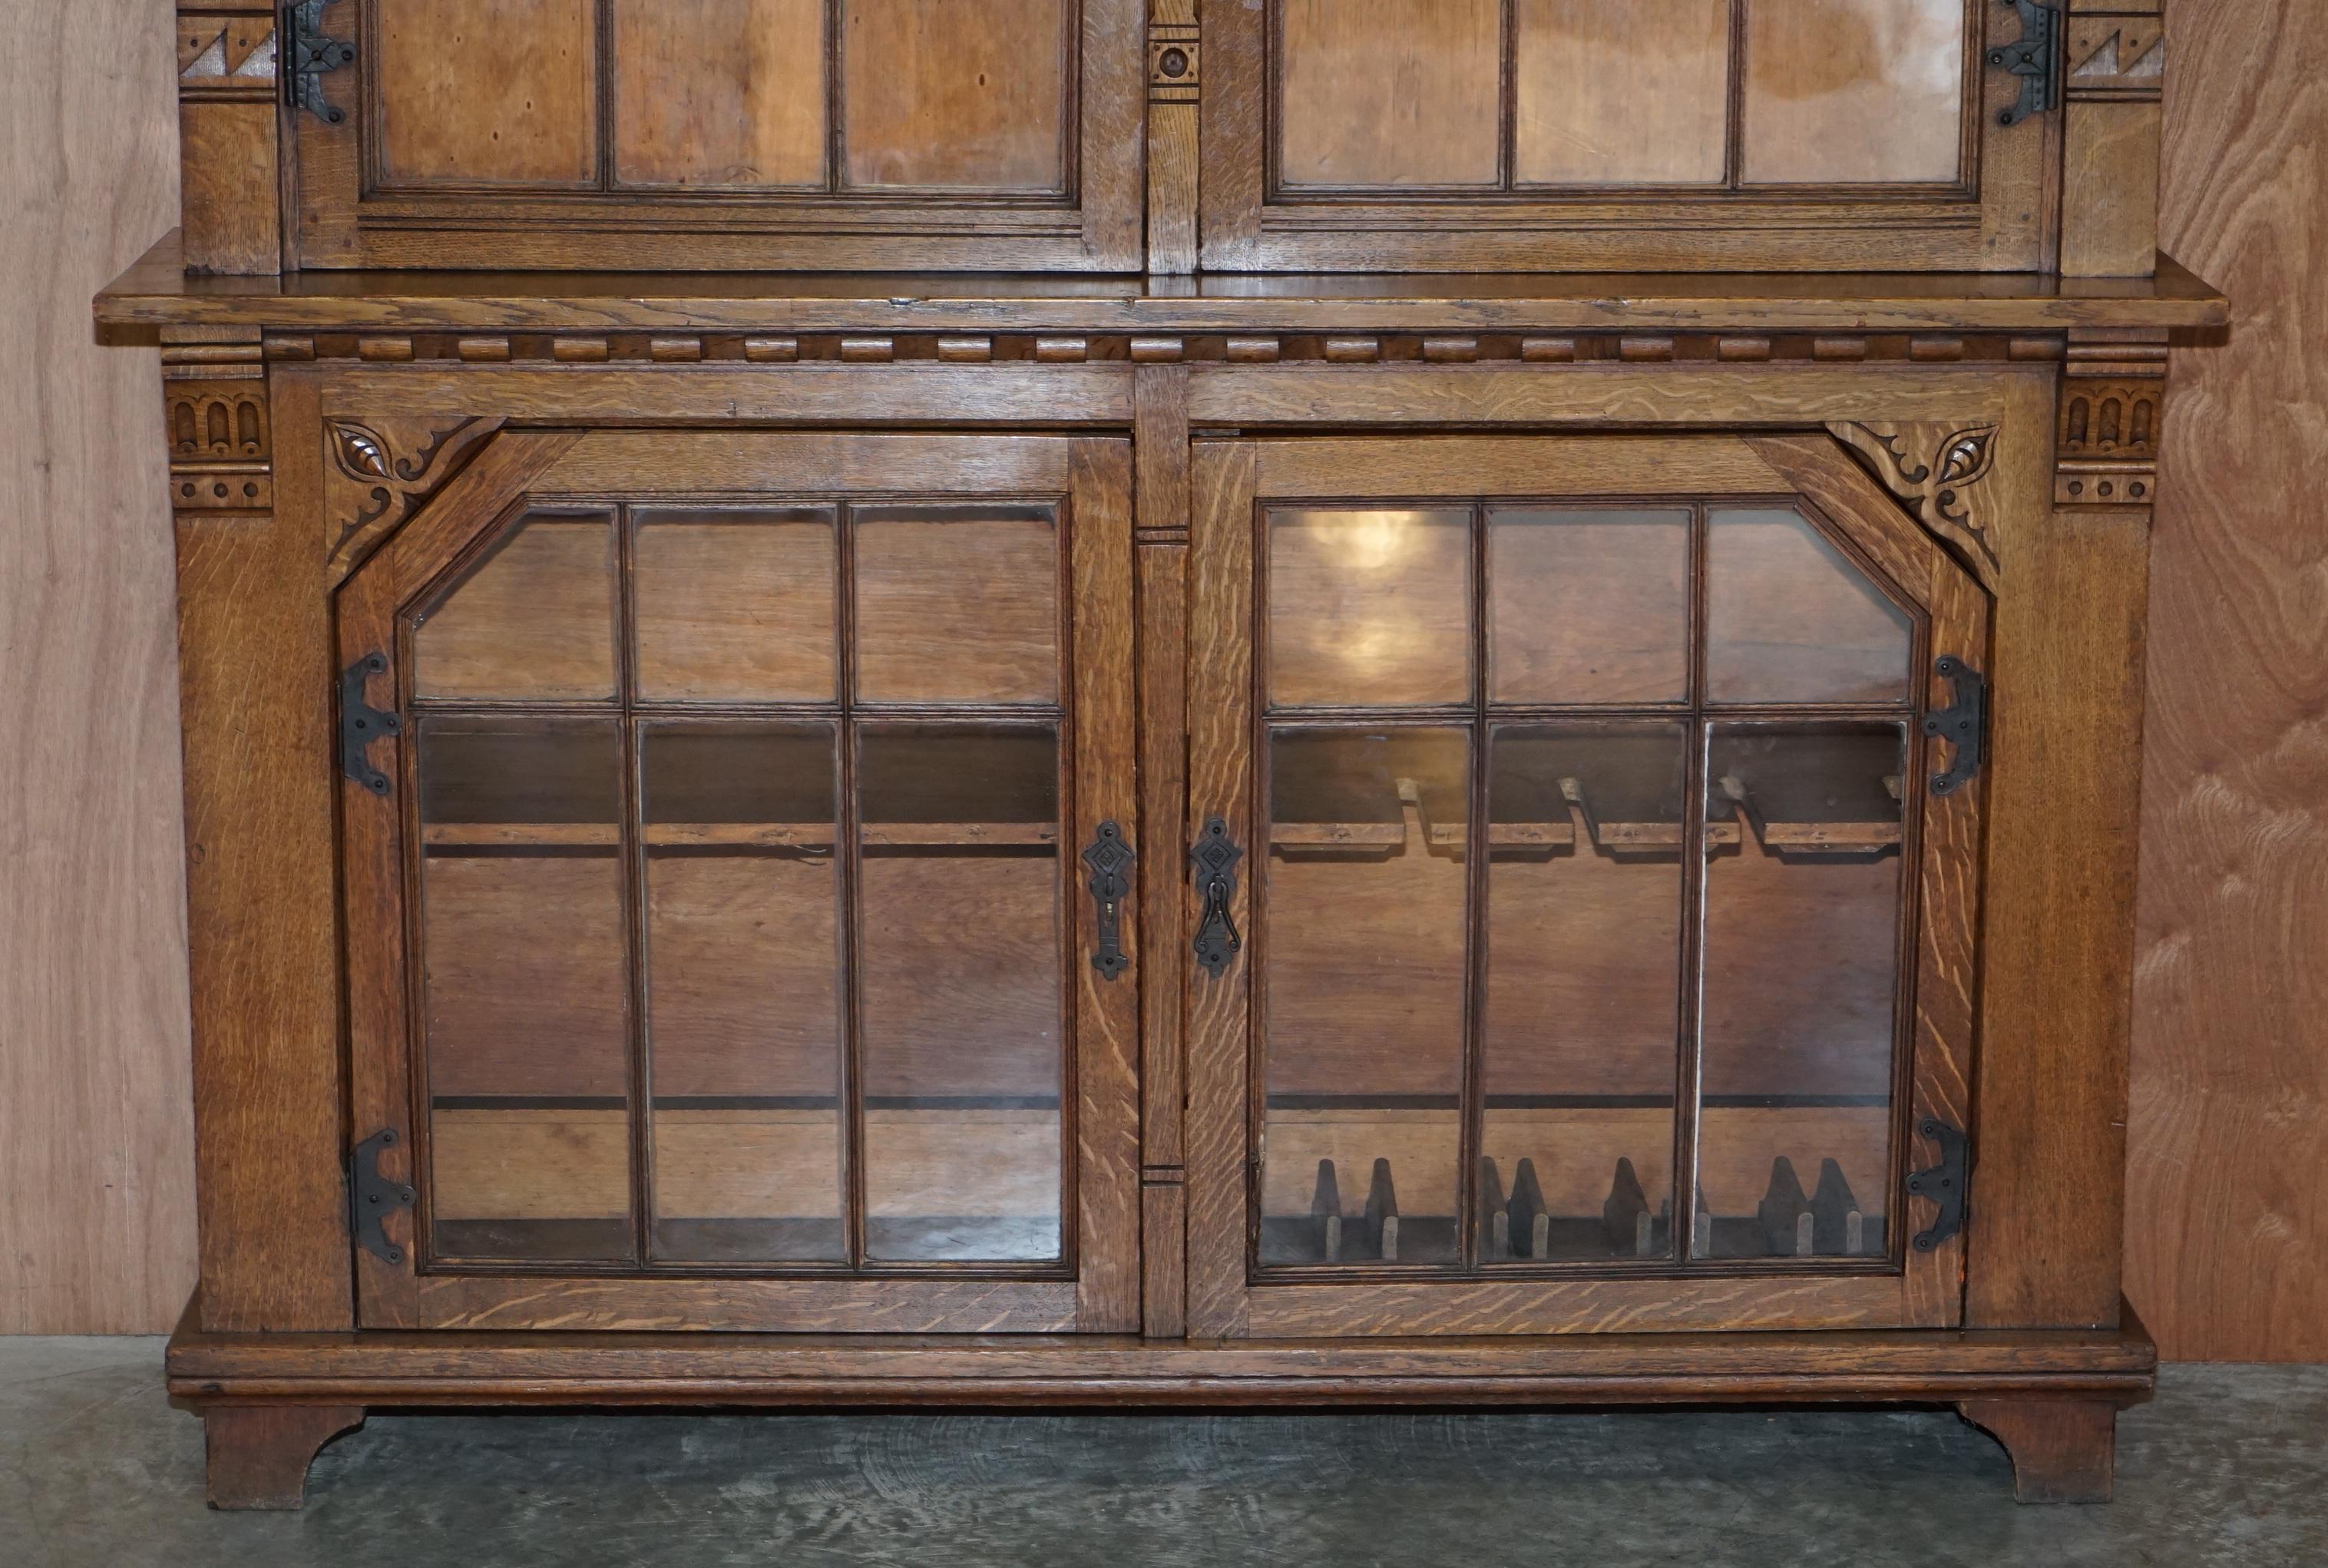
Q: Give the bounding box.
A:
[2,1339,2322,1567]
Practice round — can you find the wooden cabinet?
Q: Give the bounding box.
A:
[120,0,2217,1514]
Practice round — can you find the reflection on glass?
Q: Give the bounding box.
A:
[1489,507,1691,704]
[643,724,844,1264]
[1482,724,1685,1261]
[1269,508,1471,708]
[857,726,1063,1261]
[855,504,1059,706]
[1741,0,1967,184]
[1695,723,1906,1259]
[414,510,617,701]
[633,508,837,703]
[1515,0,1731,186]
[417,716,631,1263]
[1705,508,1913,704]
[1261,727,1469,1266]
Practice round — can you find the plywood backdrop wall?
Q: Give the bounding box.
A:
[0,0,2320,1356]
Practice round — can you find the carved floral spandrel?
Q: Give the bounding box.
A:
[324,416,505,582]
[1830,422,2003,587]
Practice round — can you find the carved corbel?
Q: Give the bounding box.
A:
[2055,336,2168,511]
[1829,422,2004,587]
[324,416,507,582]
[165,332,271,515]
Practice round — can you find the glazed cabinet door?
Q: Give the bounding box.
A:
[288,0,1143,269]
[338,430,1139,1331]
[1202,0,2054,271]
[1184,433,1988,1337]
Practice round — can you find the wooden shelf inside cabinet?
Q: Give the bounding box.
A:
[420,823,1060,851]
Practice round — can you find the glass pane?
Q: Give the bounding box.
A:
[1489,507,1691,704]
[1269,508,1471,709]
[841,0,1068,191]
[612,0,827,190]
[1278,0,1503,187]
[376,0,599,187]
[643,724,844,1264]
[1515,0,1731,186]
[417,717,630,1263]
[1705,508,1913,704]
[414,511,617,702]
[855,504,1060,706]
[1741,0,1967,184]
[1261,728,1469,1266]
[1482,724,1685,1261]
[633,507,838,703]
[1695,723,1907,1259]
[857,726,1063,1261]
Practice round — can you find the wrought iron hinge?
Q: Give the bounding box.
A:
[1923,655,1987,797]
[1989,1,2062,126]
[1189,818,1244,979]
[349,1129,416,1265]
[1082,821,1135,981]
[1904,1117,1969,1252]
[340,653,401,796]
[284,1,357,124]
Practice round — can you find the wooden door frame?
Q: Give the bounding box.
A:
[339,429,1139,1332]
[1197,0,2057,273]
[1183,432,1990,1338]
[289,0,1146,271]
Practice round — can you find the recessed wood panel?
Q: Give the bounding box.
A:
[633,508,838,702]
[1515,0,1731,186]
[375,0,600,187]
[611,0,828,190]
[1269,508,1471,708]
[1741,0,1967,184]
[854,504,1060,706]
[840,0,1070,191]
[1278,0,1503,188]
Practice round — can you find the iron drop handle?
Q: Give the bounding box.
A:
[1189,818,1244,978]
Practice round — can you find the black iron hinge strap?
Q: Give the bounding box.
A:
[1923,655,1987,797]
[340,653,401,796]
[1905,1117,1969,1252]
[1990,0,2063,126]
[349,1129,417,1265]
[285,1,358,125]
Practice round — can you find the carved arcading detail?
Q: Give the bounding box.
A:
[164,339,271,514]
[2055,341,2168,509]
[1830,422,2004,584]
[324,416,507,581]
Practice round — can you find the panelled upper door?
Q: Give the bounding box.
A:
[1201,0,2054,271]
[337,430,1139,1331]
[1185,433,1989,1338]
[290,0,1144,269]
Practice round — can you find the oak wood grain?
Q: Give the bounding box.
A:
[2127,0,2328,1362]
[0,0,196,1334]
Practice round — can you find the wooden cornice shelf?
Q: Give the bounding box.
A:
[96,237,2228,337]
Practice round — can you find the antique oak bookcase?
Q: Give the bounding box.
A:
[105,0,2221,1509]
